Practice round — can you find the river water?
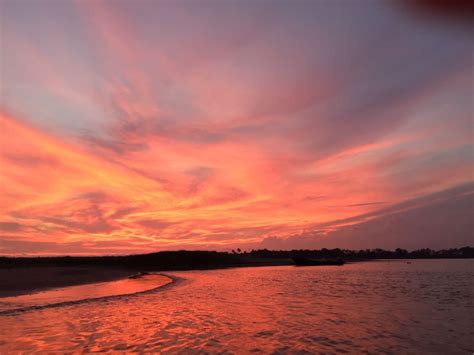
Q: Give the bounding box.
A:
[0,260,472,353]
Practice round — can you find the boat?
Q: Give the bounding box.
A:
[292,257,345,266]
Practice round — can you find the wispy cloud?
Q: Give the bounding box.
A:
[0,0,472,254]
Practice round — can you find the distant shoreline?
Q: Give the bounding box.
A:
[1,248,472,297]
[1,247,472,269]
[1,258,472,299]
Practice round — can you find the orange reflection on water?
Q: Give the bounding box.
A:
[0,274,172,312]
[0,261,473,353]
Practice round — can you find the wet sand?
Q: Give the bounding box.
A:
[0,266,133,297]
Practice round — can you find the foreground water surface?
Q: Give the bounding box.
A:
[0,260,472,353]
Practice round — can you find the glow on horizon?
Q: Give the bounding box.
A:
[0,0,472,255]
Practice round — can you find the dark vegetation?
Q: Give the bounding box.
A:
[246,246,474,260]
[0,247,472,270]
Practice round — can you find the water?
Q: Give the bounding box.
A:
[0,274,172,313]
[0,260,472,353]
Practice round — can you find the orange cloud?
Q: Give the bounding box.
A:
[1,0,472,254]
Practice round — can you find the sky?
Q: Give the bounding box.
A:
[0,0,472,255]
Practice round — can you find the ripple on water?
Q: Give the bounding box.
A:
[0,260,473,353]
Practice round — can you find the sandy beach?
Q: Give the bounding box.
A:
[0,266,133,297]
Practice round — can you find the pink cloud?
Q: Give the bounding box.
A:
[0,0,472,254]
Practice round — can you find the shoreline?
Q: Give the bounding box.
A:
[0,262,292,298]
[0,266,135,298]
[1,257,472,298]
[0,273,177,316]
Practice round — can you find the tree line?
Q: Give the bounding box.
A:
[0,246,472,269]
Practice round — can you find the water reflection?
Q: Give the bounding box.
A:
[0,274,172,313]
[0,260,472,353]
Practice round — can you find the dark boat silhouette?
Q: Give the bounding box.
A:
[292,257,345,266]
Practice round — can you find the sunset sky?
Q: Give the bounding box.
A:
[0,0,472,255]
